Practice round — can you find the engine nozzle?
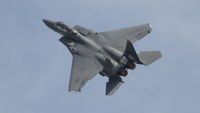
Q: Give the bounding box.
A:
[118,69,128,77]
[127,63,136,70]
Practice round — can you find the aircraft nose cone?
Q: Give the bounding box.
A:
[42,19,56,29]
[42,19,54,24]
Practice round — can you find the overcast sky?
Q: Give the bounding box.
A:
[0,0,200,113]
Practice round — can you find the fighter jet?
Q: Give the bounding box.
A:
[43,19,162,95]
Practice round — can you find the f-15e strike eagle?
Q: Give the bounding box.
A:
[43,19,162,95]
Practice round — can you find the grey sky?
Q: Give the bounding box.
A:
[0,0,200,113]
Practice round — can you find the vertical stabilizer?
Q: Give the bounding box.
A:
[106,77,123,95]
[124,40,143,64]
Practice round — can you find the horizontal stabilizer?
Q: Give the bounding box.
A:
[106,77,123,95]
[138,51,162,66]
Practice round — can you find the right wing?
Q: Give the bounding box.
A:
[60,36,103,92]
[68,54,102,92]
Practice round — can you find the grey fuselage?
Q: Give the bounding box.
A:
[43,19,133,77]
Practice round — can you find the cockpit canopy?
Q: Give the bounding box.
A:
[55,21,66,29]
[54,21,74,35]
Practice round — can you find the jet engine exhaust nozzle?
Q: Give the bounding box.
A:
[127,63,136,70]
[118,69,128,77]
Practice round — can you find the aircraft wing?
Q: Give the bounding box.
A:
[100,24,152,52]
[100,23,152,44]
[68,54,102,92]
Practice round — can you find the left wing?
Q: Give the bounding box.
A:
[100,24,152,52]
[100,23,152,44]
[68,54,102,92]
